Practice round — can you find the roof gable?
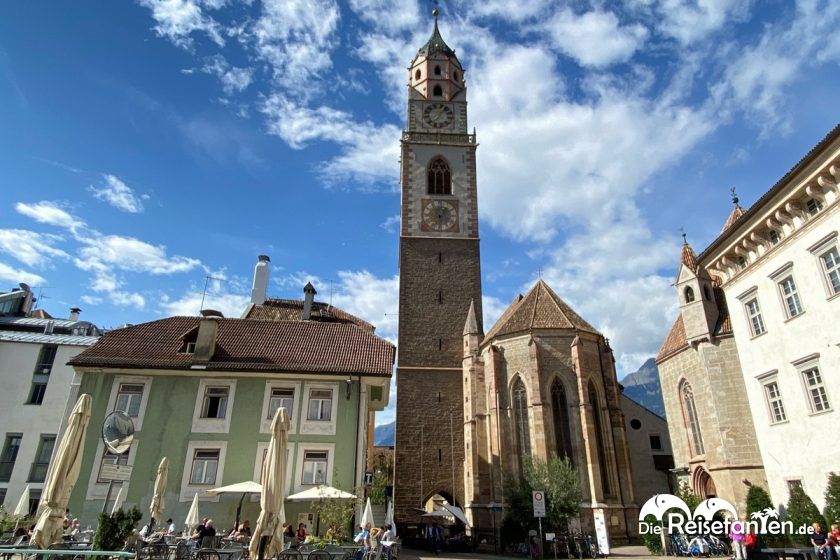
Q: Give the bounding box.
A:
[484,279,600,342]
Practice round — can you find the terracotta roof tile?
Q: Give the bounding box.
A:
[680,242,699,274]
[245,298,374,332]
[484,279,600,342]
[69,316,394,376]
[720,205,745,233]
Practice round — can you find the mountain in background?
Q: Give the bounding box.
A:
[374,421,396,446]
[621,357,666,418]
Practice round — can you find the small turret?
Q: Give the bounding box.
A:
[463,299,481,357]
[676,234,719,344]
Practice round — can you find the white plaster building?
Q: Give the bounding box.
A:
[696,124,840,510]
[0,285,100,513]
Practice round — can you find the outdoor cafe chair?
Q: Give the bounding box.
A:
[276,549,303,560]
[196,549,222,560]
[306,550,331,560]
[200,537,216,550]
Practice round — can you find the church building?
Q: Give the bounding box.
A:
[394,12,656,544]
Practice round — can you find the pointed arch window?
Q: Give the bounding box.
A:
[588,381,611,495]
[680,381,705,456]
[551,380,573,464]
[428,157,452,195]
[684,286,695,303]
[433,84,443,97]
[512,378,531,464]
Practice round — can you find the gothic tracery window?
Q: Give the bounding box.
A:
[428,157,452,195]
[551,380,574,464]
[681,381,705,456]
[512,378,531,466]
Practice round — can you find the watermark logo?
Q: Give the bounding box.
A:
[638,494,813,536]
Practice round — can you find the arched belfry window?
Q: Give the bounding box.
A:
[428,157,452,195]
[434,65,441,75]
[433,84,443,96]
[588,381,611,495]
[551,380,574,464]
[512,378,531,464]
[684,286,695,303]
[415,69,421,80]
[680,381,705,456]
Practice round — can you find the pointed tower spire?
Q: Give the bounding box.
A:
[721,186,746,233]
[463,299,479,335]
[680,230,699,274]
[419,6,456,57]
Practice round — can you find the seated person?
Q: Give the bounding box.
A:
[188,519,216,551]
[229,521,251,543]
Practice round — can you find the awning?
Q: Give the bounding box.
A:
[208,481,263,495]
[286,485,356,501]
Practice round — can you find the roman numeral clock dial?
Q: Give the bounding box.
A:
[423,103,454,128]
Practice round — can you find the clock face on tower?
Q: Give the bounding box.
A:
[421,199,459,232]
[423,103,454,129]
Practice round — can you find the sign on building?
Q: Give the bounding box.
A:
[364,471,374,486]
[100,463,133,481]
[533,490,546,518]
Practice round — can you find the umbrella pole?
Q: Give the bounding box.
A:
[235,493,246,530]
[258,535,268,560]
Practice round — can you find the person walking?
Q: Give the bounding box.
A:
[730,520,746,560]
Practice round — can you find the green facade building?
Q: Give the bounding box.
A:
[66,294,394,535]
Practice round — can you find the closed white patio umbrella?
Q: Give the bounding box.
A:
[249,408,290,560]
[185,492,200,533]
[13,485,30,517]
[31,394,92,548]
[361,498,375,528]
[384,501,395,536]
[150,457,169,529]
[111,486,124,515]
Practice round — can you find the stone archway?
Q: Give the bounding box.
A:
[692,466,717,498]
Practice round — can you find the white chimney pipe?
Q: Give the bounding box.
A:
[69,307,81,322]
[251,255,270,305]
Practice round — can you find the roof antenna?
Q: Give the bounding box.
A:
[329,280,334,309]
[199,274,225,315]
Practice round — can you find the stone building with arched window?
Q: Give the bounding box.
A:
[461,279,658,544]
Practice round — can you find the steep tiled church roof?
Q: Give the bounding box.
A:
[418,11,456,58]
[483,279,600,342]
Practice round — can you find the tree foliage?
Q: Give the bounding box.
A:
[824,473,840,526]
[745,485,774,518]
[503,455,582,543]
[785,484,825,545]
[311,499,355,541]
[93,507,141,551]
[369,472,389,506]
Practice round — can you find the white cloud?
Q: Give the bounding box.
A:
[80,295,103,306]
[108,291,147,310]
[379,214,400,233]
[330,270,399,341]
[0,229,69,267]
[201,55,253,95]
[481,294,508,332]
[261,97,401,188]
[137,0,225,49]
[90,174,146,213]
[160,290,249,317]
[253,0,340,91]
[0,262,45,286]
[546,8,648,67]
[647,0,752,45]
[468,0,553,22]
[77,235,201,275]
[15,201,86,233]
[348,0,421,32]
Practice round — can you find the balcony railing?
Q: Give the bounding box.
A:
[0,461,14,483]
[401,130,477,145]
[28,462,49,483]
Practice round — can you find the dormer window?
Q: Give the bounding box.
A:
[184,342,196,354]
[433,84,442,97]
[434,65,441,75]
[684,286,695,303]
[806,198,823,216]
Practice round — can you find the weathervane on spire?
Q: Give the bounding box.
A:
[730,186,741,207]
[432,0,439,18]
[679,226,687,244]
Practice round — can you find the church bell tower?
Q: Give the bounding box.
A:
[394,9,483,526]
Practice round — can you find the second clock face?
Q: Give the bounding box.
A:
[422,199,458,232]
[423,103,454,128]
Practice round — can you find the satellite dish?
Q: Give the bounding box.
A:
[101,411,135,455]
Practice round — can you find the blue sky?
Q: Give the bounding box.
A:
[1,0,839,425]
